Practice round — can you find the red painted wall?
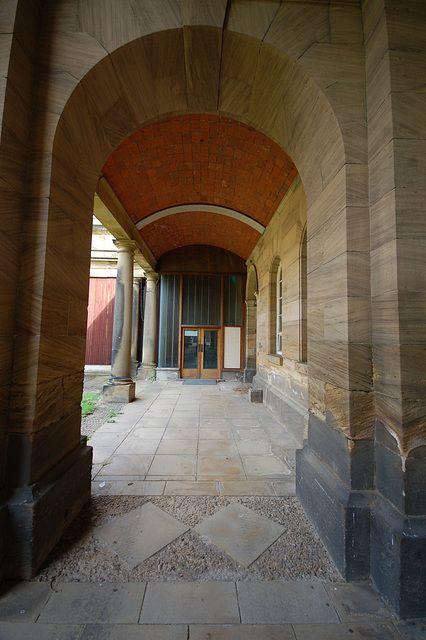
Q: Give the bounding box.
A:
[85,278,115,365]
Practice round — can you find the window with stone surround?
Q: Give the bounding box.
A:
[269,256,283,359]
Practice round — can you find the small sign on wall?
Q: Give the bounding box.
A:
[224,326,241,368]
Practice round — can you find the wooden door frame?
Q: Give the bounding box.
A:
[180,326,221,379]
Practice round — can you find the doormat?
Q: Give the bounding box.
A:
[182,379,217,385]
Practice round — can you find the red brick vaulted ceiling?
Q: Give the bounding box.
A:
[102,115,297,261]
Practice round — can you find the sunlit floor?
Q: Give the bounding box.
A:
[90,379,302,498]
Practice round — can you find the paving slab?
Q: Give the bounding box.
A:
[168,418,200,428]
[95,502,188,568]
[98,454,153,476]
[0,581,52,622]
[147,454,197,477]
[0,622,82,640]
[129,428,165,442]
[324,583,394,622]
[38,583,146,624]
[220,480,276,496]
[198,440,239,455]
[107,480,166,495]
[200,419,227,427]
[236,440,274,455]
[80,623,188,639]
[235,428,268,441]
[198,455,245,477]
[135,419,170,429]
[292,622,401,639]
[199,428,231,440]
[114,438,160,455]
[231,419,261,427]
[194,502,285,566]
[91,480,113,494]
[163,428,198,440]
[140,582,240,624]
[156,439,198,454]
[96,421,135,433]
[88,433,127,448]
[164,481,219,495]
[273,481,297,496]
[237,581,339,624]
[91,463,102,478]
[92,447,115,465]
[189,624,296,639]
[243,454,292,477]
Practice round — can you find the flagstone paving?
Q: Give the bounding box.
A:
[1,378,424,638]
[91,379,301,497]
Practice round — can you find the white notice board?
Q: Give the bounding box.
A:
[224,326,241,368]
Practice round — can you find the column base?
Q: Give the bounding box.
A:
[130,360,140,378]
[138,363,157,381]
[103,381,135,402]
[4,440,92,579]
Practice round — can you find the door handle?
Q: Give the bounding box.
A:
[198,344,204,353]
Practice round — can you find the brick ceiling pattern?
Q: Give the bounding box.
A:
[102,115,297,260]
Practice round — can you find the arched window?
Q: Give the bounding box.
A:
[276,262,283,354]
[300,227,307,362]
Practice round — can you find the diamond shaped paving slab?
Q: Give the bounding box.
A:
[194,502,285,567]
[95,502,189,569]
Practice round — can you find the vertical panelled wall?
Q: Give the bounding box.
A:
[158,273,244,374]
[158,275,180,369]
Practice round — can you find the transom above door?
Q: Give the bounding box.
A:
[181,328,220,379]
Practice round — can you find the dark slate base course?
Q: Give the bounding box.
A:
[307,413,374,490]
[375,421,426,516]
[4,440,92,579]
[371,494,426,619]
[296,415,426,619]
[296,443,372,582]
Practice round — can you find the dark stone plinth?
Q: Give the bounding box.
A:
[296,441,373,581]
[4,440,92,579]
[297,414,426,618]
[243,368,256,383]
[371,422,426,618]
[371,495,426,619]
[0,499,7,582]
[249,389,263,403]
[307,413,374,491]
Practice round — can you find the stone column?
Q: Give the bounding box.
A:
[139,273,158,380]
[130,277,142,377]
[103,240,136,402]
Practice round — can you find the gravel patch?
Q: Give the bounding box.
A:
[81,400,126,439]
[34,496,341,585]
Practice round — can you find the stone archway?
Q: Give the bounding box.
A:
[6,17,371,587]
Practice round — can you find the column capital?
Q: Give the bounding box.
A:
[113,239,137,252]
[145,271,159,282]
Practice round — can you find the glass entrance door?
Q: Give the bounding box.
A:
[181,328,219,379]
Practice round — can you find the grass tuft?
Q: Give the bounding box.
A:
[81,392,100,418]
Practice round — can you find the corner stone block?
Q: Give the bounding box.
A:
[103,382,135,403]
[249,389,263,403]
